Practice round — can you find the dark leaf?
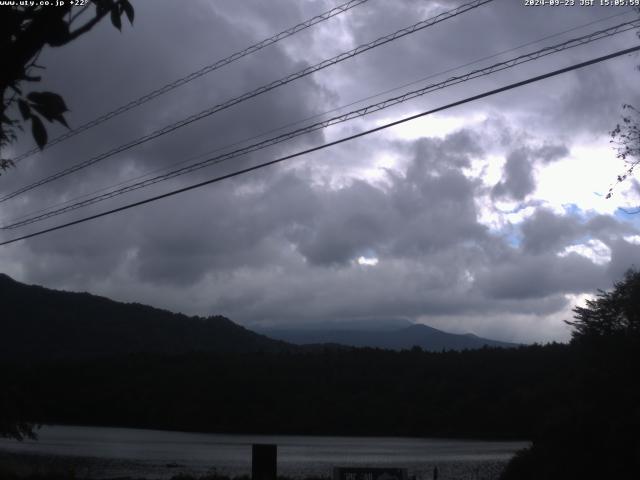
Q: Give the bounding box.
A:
[18,99,31,120]
[27,91,69,126]
[30,103,54,122]
[27,91,68,114]
[31,105,70,128]
[110,6,122,30]
[30,115,48,150]
[121,0,134,24]
[29,101,70,128]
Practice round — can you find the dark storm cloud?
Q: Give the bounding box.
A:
[290,179,389,266]
[289,130,486,265]
[0,0,335,284]
[520,208,581,254]
[491,149,536,201]
[77,131,485,285]
[477,206,640,302]
[605,236,640,280]
[362,0,584,91]
[519,207,637,256]
[477,252,607,300]
[132,173,318,285]
[0,0,330,216]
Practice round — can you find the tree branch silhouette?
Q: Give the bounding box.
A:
[0,0,134,175]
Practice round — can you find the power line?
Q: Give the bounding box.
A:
[7,8,633,226]
[4,19,638,230]
[0,0,494,204]
[2,45,638,247]
[9,0,372,163]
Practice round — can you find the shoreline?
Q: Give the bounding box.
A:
[24,422,531,444]
[0,450,511,480]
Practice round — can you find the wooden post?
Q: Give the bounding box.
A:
[252,443,277,480]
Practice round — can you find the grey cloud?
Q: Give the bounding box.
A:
[289,131,486,265]
[491,148,536,201]
[492,144,568,200]
[477,251,607,300]
[520,208,581,254]
[632,179,640,199]
[290,179,389,266]
[536,145,570,164]
[519,207,638,256]
[130,173,318,285]
[606,237,640,282]
[553,65,640,135]
[1,0,330,217]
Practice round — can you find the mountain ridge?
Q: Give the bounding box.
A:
[257,322,518,351]
[1,274,516,358]
[0,273,290,360]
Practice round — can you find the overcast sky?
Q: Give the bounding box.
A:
[1,0,640,343]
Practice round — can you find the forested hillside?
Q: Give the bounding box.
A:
[0,273,289,359]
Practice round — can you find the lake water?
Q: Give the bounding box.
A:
[0,425,528,479]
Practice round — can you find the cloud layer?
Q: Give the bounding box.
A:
[1,0,640,343]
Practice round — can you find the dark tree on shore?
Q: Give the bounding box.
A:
[567,268,640,340]
[0,0,134,174]
[0,387,38,441]
[501,269,640,480]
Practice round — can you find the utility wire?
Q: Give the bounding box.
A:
[0,0,494,203]
[2,45,638,247]
[4,19,638,230]
[9,0,372,163]
[7,8,633,226]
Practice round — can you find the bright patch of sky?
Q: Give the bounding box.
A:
[625,234,640,245]
[380,112,489,141]
[558,239,612,265]
[535,143,623,215]
[357,256,379,266]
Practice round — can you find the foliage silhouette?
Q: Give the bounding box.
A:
[0,0,134,172]
[501,270,640,480]
[608,8,640,207]
[567,268,640,340]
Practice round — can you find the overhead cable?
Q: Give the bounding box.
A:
[7,7,633,226]
[1,44,638,247]
[4,19,638,230]
[9,0,372,163]
[0,0,494,203]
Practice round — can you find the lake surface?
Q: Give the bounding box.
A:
[0,425,528,479]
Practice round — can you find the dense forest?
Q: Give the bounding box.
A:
[2,344,567,439]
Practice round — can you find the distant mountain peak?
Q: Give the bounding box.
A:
[259,322,519,351]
